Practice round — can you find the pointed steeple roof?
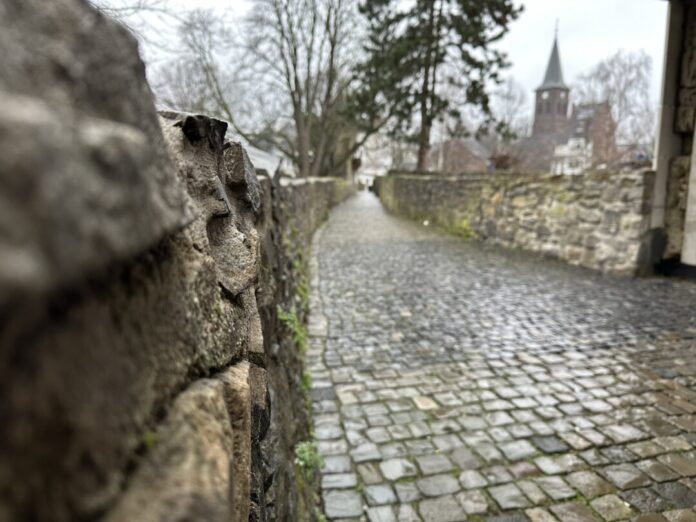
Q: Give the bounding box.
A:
[539,37,568,90]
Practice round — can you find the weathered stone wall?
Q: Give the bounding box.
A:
[661,1,696,261]
[256,175,353,520]
[376,171,655,275]
[676,1,696,147]
[665,156,690,258]
[0,1,352,521]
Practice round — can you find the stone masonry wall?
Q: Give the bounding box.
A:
[665,156,690,259]
[662,1,696,261]
[0,1,352,521]
[376,171,655,275]
[256,175,353,520]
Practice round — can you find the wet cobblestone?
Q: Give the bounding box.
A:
[308,192,696,521]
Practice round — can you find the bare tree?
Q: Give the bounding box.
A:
[454,76,528,171]
[244,0,374,177]
[149,9,300,160]
[95,0,375,177]
[492,77,530,138]
[574,50,655,146]
[89,0,185,54]
[91,0,170,17]
[153,11,237,115]
[154,54,221,116]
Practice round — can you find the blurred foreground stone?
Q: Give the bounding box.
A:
[0,1,353,520]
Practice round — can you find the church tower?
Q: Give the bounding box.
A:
[532,36,570,137]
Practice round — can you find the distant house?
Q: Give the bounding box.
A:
[615,143,652,171]
[551,102,617,174]
[358,131,420,184]
[360,34,620,177]
[551,138,591,175]
[427,139,490,173]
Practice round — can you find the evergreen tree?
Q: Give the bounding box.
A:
[351,0,522,170]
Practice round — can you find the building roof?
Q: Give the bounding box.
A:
[538,38,568,90]
[569,102,611,140]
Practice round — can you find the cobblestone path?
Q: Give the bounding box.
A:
[307,191,696,522]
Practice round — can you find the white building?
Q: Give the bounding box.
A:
[551,138,592,175]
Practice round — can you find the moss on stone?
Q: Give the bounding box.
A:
[296,280,310,314]
[141,431,156,452]
[556,191,575,203]
[442,218,477,240]
[293,455,325,522]
[549,204,567,218]
[278,306,308,354]
[301,371,312,395]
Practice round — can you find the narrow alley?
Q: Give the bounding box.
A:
[308,191,696,522]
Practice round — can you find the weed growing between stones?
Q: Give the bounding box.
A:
[293,440,327,522]
[294,440,324,480]
[313,507,327,522]
[301,371,313,416]
[290,254,311,315]
[141,431,156,452]
[277,306,308,353]
[296,279,310,314]
[301,371,312,395]
[442,218,477,239]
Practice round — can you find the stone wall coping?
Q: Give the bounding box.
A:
[279,176,347,187]
[377,168,655,275]
[387,170,655,183]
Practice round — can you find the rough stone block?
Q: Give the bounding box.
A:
[676,106,696,133]
[682,48,696,88]
[600,211,621,235]
[220,363,253,522]
[0,0,190,305]
[620,214,649,240]
[0,84,263,522]
[224,142,263,215]
[680,88,696,108]
[564,245,584,263]
[160,112,259,298]
[578,208,603,225]
[105,373,244,522]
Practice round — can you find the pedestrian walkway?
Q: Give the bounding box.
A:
[307,191,696,522]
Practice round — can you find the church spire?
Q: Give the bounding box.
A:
[539,33,567,90]
[532,28,570,138]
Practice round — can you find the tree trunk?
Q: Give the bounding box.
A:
[417,125,431,171]
[416,0,437,172]
[295,111,311,177]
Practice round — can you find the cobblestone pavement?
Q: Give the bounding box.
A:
[307,191,696,522]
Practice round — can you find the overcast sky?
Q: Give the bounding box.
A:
[155,0,669,110]
[500,0,668,107]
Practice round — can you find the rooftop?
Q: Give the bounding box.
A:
[538,37,568,90]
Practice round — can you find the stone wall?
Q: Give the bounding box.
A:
[661,1,696,261]
[675,1,696,148]
[0,1,352,521]
[256,175,353,520]
[665,156,690,259]
[376,171,655,275]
